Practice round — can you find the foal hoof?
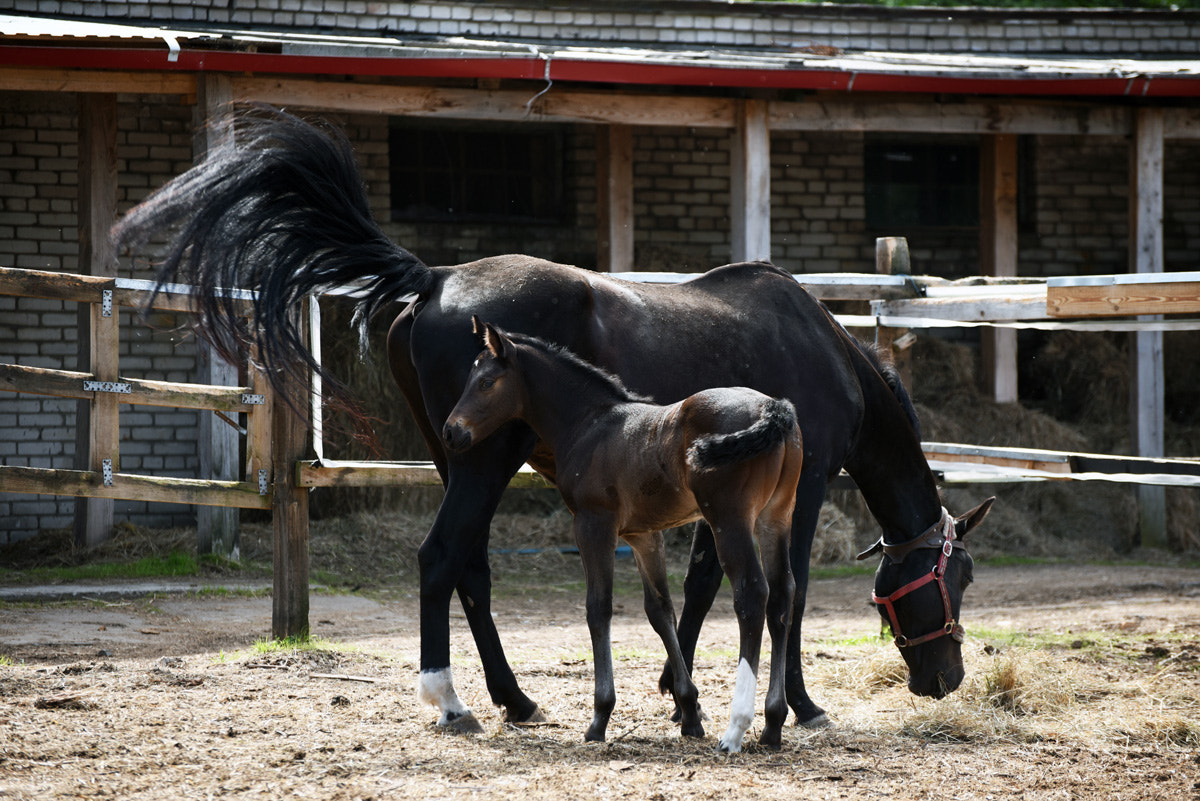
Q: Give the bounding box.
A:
[438,710,485,735]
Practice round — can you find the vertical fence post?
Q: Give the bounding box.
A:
[195,75,241,558]
[874,236,914,390]
[596,123,634,273]
[72,93,118,548]
[271,302,311,641]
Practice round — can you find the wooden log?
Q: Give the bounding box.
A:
[980,133,1020,403]
[272,308,311,641]
[0,363,264,411]
[0,465,271,509]
[872,237,913,389]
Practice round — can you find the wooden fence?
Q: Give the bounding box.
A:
[3,248,1200,638]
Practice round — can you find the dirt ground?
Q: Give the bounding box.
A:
[2,555,1199,800]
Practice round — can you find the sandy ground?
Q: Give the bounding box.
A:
[1,561,1199,800]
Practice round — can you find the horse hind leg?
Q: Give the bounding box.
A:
[627,532,704,739]
[660,520,722,723]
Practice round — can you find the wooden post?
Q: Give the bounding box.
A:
[980,134,1020,404]
[596,124,634,272]
[874,237,914,390]
[72,93,118,548]
[194,75,241,558]
[1129,108,1166,548]
[271,304,311,641]
[730,98,770,263]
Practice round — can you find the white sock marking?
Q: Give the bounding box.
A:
[417,667,473,725]
[718,658,757,753]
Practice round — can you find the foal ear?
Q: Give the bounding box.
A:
[954,496,996,541]
[482,322,509,359]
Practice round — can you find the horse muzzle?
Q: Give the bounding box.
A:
[909,661,965,699]
[442,420,472,453]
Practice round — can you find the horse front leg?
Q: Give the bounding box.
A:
[416,446,541,731]
[626,532,704,739]
[659,520,723,719]
[573,514,619,742]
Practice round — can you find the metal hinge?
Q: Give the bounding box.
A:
[101,289,113,318]
[258,468,269,495]
[83,380,131,394]
[101,459,114,486]
[241,394,266,406]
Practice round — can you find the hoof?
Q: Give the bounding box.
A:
[794,711,831,729]
[681,722,705,739]
[715,739,742,754]
[758,731,783,750]
[438,710,485,735]
[669,703,708,723]
[503,705,547,725]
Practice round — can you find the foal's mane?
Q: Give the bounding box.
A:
[504,331,654,405]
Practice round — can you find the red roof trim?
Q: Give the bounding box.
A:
[1,44,1197,98]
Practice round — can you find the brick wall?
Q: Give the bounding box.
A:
[17,1,1200,57]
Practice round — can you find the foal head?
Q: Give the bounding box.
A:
[865,498,994,698]
[442,318,525,453]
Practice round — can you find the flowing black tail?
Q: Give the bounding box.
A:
[687,398,798,471]
[112,104,433,401]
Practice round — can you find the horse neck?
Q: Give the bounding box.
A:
[844,372,944,545]
[512,347,627,453]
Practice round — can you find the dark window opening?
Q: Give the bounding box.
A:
[865,134,1036,232]
[389,120,565,224]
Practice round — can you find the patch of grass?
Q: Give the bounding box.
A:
[14,550,202,583]
[0,655,14,667]
[252,634,335,654]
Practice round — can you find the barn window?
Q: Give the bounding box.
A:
[388,120,564,224]
[864,134,1036,232]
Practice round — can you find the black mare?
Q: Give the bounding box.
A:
[113,107,994,734]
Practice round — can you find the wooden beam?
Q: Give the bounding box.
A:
[1129,107,1167,548]
[296,460,553,489]
[0,66,194,96]
[195,73,241,558]
[1047,278,1200,317]
[233,77,736,127]
[596,124,634,272]
[730,98,771,262]
[0,362,266,411]
[980,134,1020,404]
[72,93,118,549]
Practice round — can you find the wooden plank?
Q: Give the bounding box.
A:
[233,78,736,127]
[770,98,1132,136]
[244,351,274,496]
[922,443,1071,474]
[0,363,264,411]
[0,267,250,312]
[0,465,271,509]
[980,133,1020,403]
[296,460,554,490]
[1046,280,1200,317]
[73,92,118,549]
[596,124,634,272]
[872,292,1047,323]
[730,98,771,262]
[0,66,194,95]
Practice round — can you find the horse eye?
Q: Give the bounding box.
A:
[479,377,495,390]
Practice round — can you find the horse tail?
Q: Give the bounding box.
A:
[111,104,433,402]
[687,397,798,471]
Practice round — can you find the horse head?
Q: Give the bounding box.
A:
[859,497,994,698]
[442,317,520,453]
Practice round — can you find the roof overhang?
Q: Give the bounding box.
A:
[3,13,1199,98]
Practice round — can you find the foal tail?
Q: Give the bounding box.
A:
[687,398,798,471]
[111,104,434,401]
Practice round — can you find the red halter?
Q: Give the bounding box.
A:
[860,509,966,649]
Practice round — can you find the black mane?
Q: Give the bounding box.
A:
[504,330,654,405]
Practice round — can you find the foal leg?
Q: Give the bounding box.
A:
[626,532,704,739]
[704,512,769,754]
[659,520,723,719]
[573,514,620,742]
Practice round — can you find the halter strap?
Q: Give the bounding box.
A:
[856,508,968,649]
